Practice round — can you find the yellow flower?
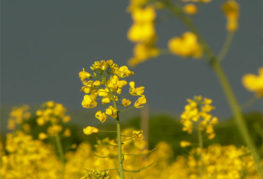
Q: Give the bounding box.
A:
[105,106,118,119]
[39,132,48,140]
[115,66,134,78]
[222,0,239,32]
[63,128,71,137]
[95,110,107,123]
[63,115,71,123]
[242,67,263,97]
[129,81,145,96]
[181,96,217,139]
[134,95,147,108]
[168,32,203,58]
[79,68,92,81]
[184,4,197,15]
[131,6,155,23]
[128,42,160,67]
[82,94,98,108]
[180,141,191,147]
[122,98,132,107]
[83,126,99,135]
[47,125,62,136]
[79,59,147,123]
[127,4,159,66]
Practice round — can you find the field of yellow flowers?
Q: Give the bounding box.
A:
[1,0,263,179]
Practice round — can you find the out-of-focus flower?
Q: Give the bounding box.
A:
[184,4,197,15]
[127,2,160,66]
[180,141,192,148]
[181,96,218,139]
[242,67,263,97]
[168,32,203,59]
[222,0,239,32]
[83,126,99,135]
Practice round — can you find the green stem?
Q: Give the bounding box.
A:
[107,87,125,179]
[217,31,235,62]
[166,3,263,177]
[211,61,263,178]
[55,134,65,178]
[116,112,125,179]
[241,95,259,110]
[198,128,203,179]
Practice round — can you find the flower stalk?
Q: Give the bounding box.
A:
[116,112,125,179]
[55,134,65,178]
[165,3,263,177]
[198,128,203,179]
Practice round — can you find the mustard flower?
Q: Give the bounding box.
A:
[180,141,192,148]
[127,3,160,66]
[7,105,31,130]
[35,101,72,136]
[181,96,218,139]
[168,32,203,58]
[122,98,132,107]
[79,59,147,125]
[83,126,99,135]
[184,4,197,15]
[242,67,263,97]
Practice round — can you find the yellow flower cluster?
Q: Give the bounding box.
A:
[242,67,263,97]
[0,132,62,178]
[168,32,203,59]
[187,145,258,178]
[1,128,260,179]
[181,96,218,139]
[127,0,160,66]
[222,0,239,32]
[79,59,147,124]
[36,101,71,137]
[7,105,31,130]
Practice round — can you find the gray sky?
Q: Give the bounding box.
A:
[1,0,262,117]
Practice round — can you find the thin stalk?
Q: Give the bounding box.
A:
[241,95,259,110]
[108,88,125,179]
[116,113,125,179]
[217,31,235,62]
[211,61,263,177]
[198,128,203,179]
[166,4,263,177]
[55,134,65,178]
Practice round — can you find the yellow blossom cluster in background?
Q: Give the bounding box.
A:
[181,96,218,139]
[242,67,263,98]
[1,130,260,178]
[35,101,71,138]
[127,0,160,66]
[168,32,203,59]
[0,132,62,179]
[7,105,31,131]
[79,59,147,125]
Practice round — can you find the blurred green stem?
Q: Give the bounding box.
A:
[198,128,203,179]
[166,3,263,177]
[108,87,125,179]
[217,31,235,62]
[55,134,65,178]
[116,113,125,179]
[241,95,259,110]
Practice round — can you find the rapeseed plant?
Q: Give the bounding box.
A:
[79,59,147,179]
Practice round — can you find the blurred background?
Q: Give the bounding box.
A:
[1,0,262,134]
[1,0,263,159]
